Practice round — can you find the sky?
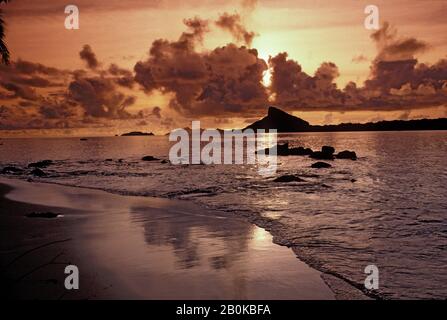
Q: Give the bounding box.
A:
[0,0,446,136]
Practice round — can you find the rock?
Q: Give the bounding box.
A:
[310,151,334,160]
[121,131,154,136]
[322,146,335,155]
[273,175,306,183]
[80,138,88,141]
[288,147,313,156]
[26,212,60,219]
[311,162,332,169]
[28,160,53,168]
[258,143,313,157]
[277,143,290,156]
[336,150,357,160]
[31,168,47,177]
[256,143,286,155]
[161,160,169,164]
[142,156,159,161]
[1,166,24,174]
[310,146,336,160]
[245,106,311,132]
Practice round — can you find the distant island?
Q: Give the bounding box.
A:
[245,107,447,132]
[121,131,154,136]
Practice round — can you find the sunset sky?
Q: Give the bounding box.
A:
[1,0,446,136]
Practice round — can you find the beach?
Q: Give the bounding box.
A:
[0,178,336,300]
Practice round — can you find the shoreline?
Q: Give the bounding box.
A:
[0,178,337,300]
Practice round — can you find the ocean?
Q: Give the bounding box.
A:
[1,130,446,299]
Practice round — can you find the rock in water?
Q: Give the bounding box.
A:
[336,150,357,160]
[322,146,335,155]
[121,131,154,136]
[1,166,24,174]
[310,146,336,160]
[310,151,335,160]
[142,156,159,161]
[258,144,313,157]
[28,160,53,168]
[26,212,60,219]
[273,175,306,183]
[288,147,313,156]
[311,162,332,169]
[31,168,47,177]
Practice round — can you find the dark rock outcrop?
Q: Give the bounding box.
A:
[336,150,357,160]
[322,146,335,155]
[311,162,332,169]
[28,160,53,168]
[310,146,335,160]
[245,106,310,132]
[1,166,23,174]
[26,212,60,219]
[122,131,154,136]
[288,147,313,156]
[244,106,447,132]
[31,168,47,177]
[258,143,313,157]
[142,156,159,161]
[273,175,306,183]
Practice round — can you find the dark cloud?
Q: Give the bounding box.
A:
[80,45,100,70]
[6,59,66,76]
[215,12,256,46]
[134,29,268,117]
[108,64,135,88]
[183,17,210,44]
[152,106,161,119]
[371,22,429,62]
[0,82,39,100]
[1,45,142,130]
[68,76,136,118]
[269,53,344,110]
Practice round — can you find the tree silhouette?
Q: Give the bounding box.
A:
[0,0,11,65]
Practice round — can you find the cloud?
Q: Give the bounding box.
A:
[68,76,135,118]
[241,0,258,11]
[152,106,161,119]
[134,17,268,117]
[108,63,135,88]
[398,110,411,120]
[267,22,447,112]
[80,45,100,70]
[2,11,447,132]
[269,52,344,110]
[215,12,256,46]
[1,45,142,130]
[371,22,429,62]
[352,54,369,63]
[0,81,39,100]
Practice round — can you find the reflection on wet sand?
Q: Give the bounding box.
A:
[1,178,334,299]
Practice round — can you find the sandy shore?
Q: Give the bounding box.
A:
[0,178,334,300]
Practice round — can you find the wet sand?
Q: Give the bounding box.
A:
[0,178,334,300]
